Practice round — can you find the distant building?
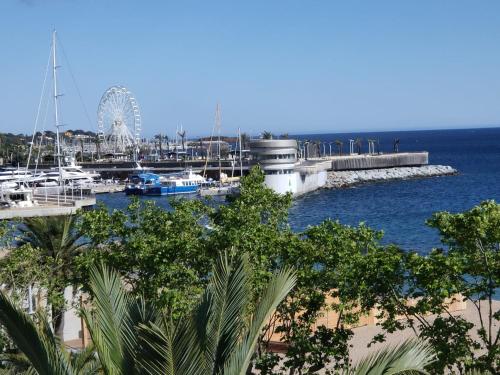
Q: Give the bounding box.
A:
[249,139,328,196]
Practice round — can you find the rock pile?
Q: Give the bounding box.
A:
[326,165,457,189]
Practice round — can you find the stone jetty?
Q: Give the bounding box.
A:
[326,165,457,188]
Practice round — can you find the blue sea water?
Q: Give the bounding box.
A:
[290,127,500,252]
[97,127,500,253]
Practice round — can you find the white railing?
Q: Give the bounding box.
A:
[33,185,95,206]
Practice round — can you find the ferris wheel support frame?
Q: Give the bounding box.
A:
[97,85,142,157]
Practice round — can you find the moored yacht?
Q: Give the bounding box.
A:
[125,168,205,196]
[0,167,31,183]
[0,183,36,208]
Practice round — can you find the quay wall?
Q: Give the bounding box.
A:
[328,152,428,171]
[295,170,327,196]
[264,169,328,197]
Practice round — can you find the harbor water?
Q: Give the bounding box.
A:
[98,127,500,254]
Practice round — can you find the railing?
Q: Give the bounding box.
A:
[33,185,95,206]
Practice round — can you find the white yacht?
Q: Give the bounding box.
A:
[0,184,36,208]
[0,167,31,183]
[32,159,101,187]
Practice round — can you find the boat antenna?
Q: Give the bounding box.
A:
[52,29,63,185]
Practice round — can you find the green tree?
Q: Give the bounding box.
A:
[423,200,500,373]
[16,215,87,338]
[262,220,394,374]
[0,243,52,305]
[78,198,214,317]
[339,201,500,374]
[208,166,292,301]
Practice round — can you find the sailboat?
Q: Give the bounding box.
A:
[29,31,101,196]
[199,104,240,197]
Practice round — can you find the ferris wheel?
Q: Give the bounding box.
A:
[97,85,141,154]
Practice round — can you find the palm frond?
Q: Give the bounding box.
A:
[137,316,204,375]
[17,215,86,259]
[350,339,435,375]
[0,352,32,373]
[0,292,73,375]
[204,252,251,374]
[70,344,100,374]
[222,266,296,375]
[81,262,133,375]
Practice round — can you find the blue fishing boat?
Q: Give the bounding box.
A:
[125,169,206,196]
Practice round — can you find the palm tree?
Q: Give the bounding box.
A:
[261,131,273,140]
[0,272,438,375]
[17,215,87,338]
[355,138,363,154]
[314,140,322,157]
[335,140,343,156]
[0,253,296,375]
[348,339,435,375]
[165,135,170,158]
[138,253,296,375]
[95,136,101,160]
[240,133,250,149]
[155,133,163,160]
[79,138,85,162]
[0,294,100,375]
[178,129,187,151]
[280,133,289,139]
[393,138,400,153]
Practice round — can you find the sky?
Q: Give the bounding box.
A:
[2,0,500,138]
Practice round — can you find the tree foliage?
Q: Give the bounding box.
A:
[14,215,87,337]
[78,198,214,317]
[1,164,499,373]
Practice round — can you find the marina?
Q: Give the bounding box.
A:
[0,30,449,208]
[0,30,464,218]
[2,2,500,372]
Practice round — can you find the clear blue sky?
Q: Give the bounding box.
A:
[2,0,500,138]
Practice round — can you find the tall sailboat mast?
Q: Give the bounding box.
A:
[238,127,243,177]
[52,30,62,183]
[215,103,222,180]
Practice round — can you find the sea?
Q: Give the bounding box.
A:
[97,127,500,254]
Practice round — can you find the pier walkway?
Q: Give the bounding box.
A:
[0,192,96,220]
[307,151,429,171]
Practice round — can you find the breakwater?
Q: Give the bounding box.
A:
[326,165,457,188]
[329,152,428,171]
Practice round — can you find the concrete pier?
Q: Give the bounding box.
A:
[326,152,428,171]
[0,195,96,220]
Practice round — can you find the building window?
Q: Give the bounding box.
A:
[265,169,294,175]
